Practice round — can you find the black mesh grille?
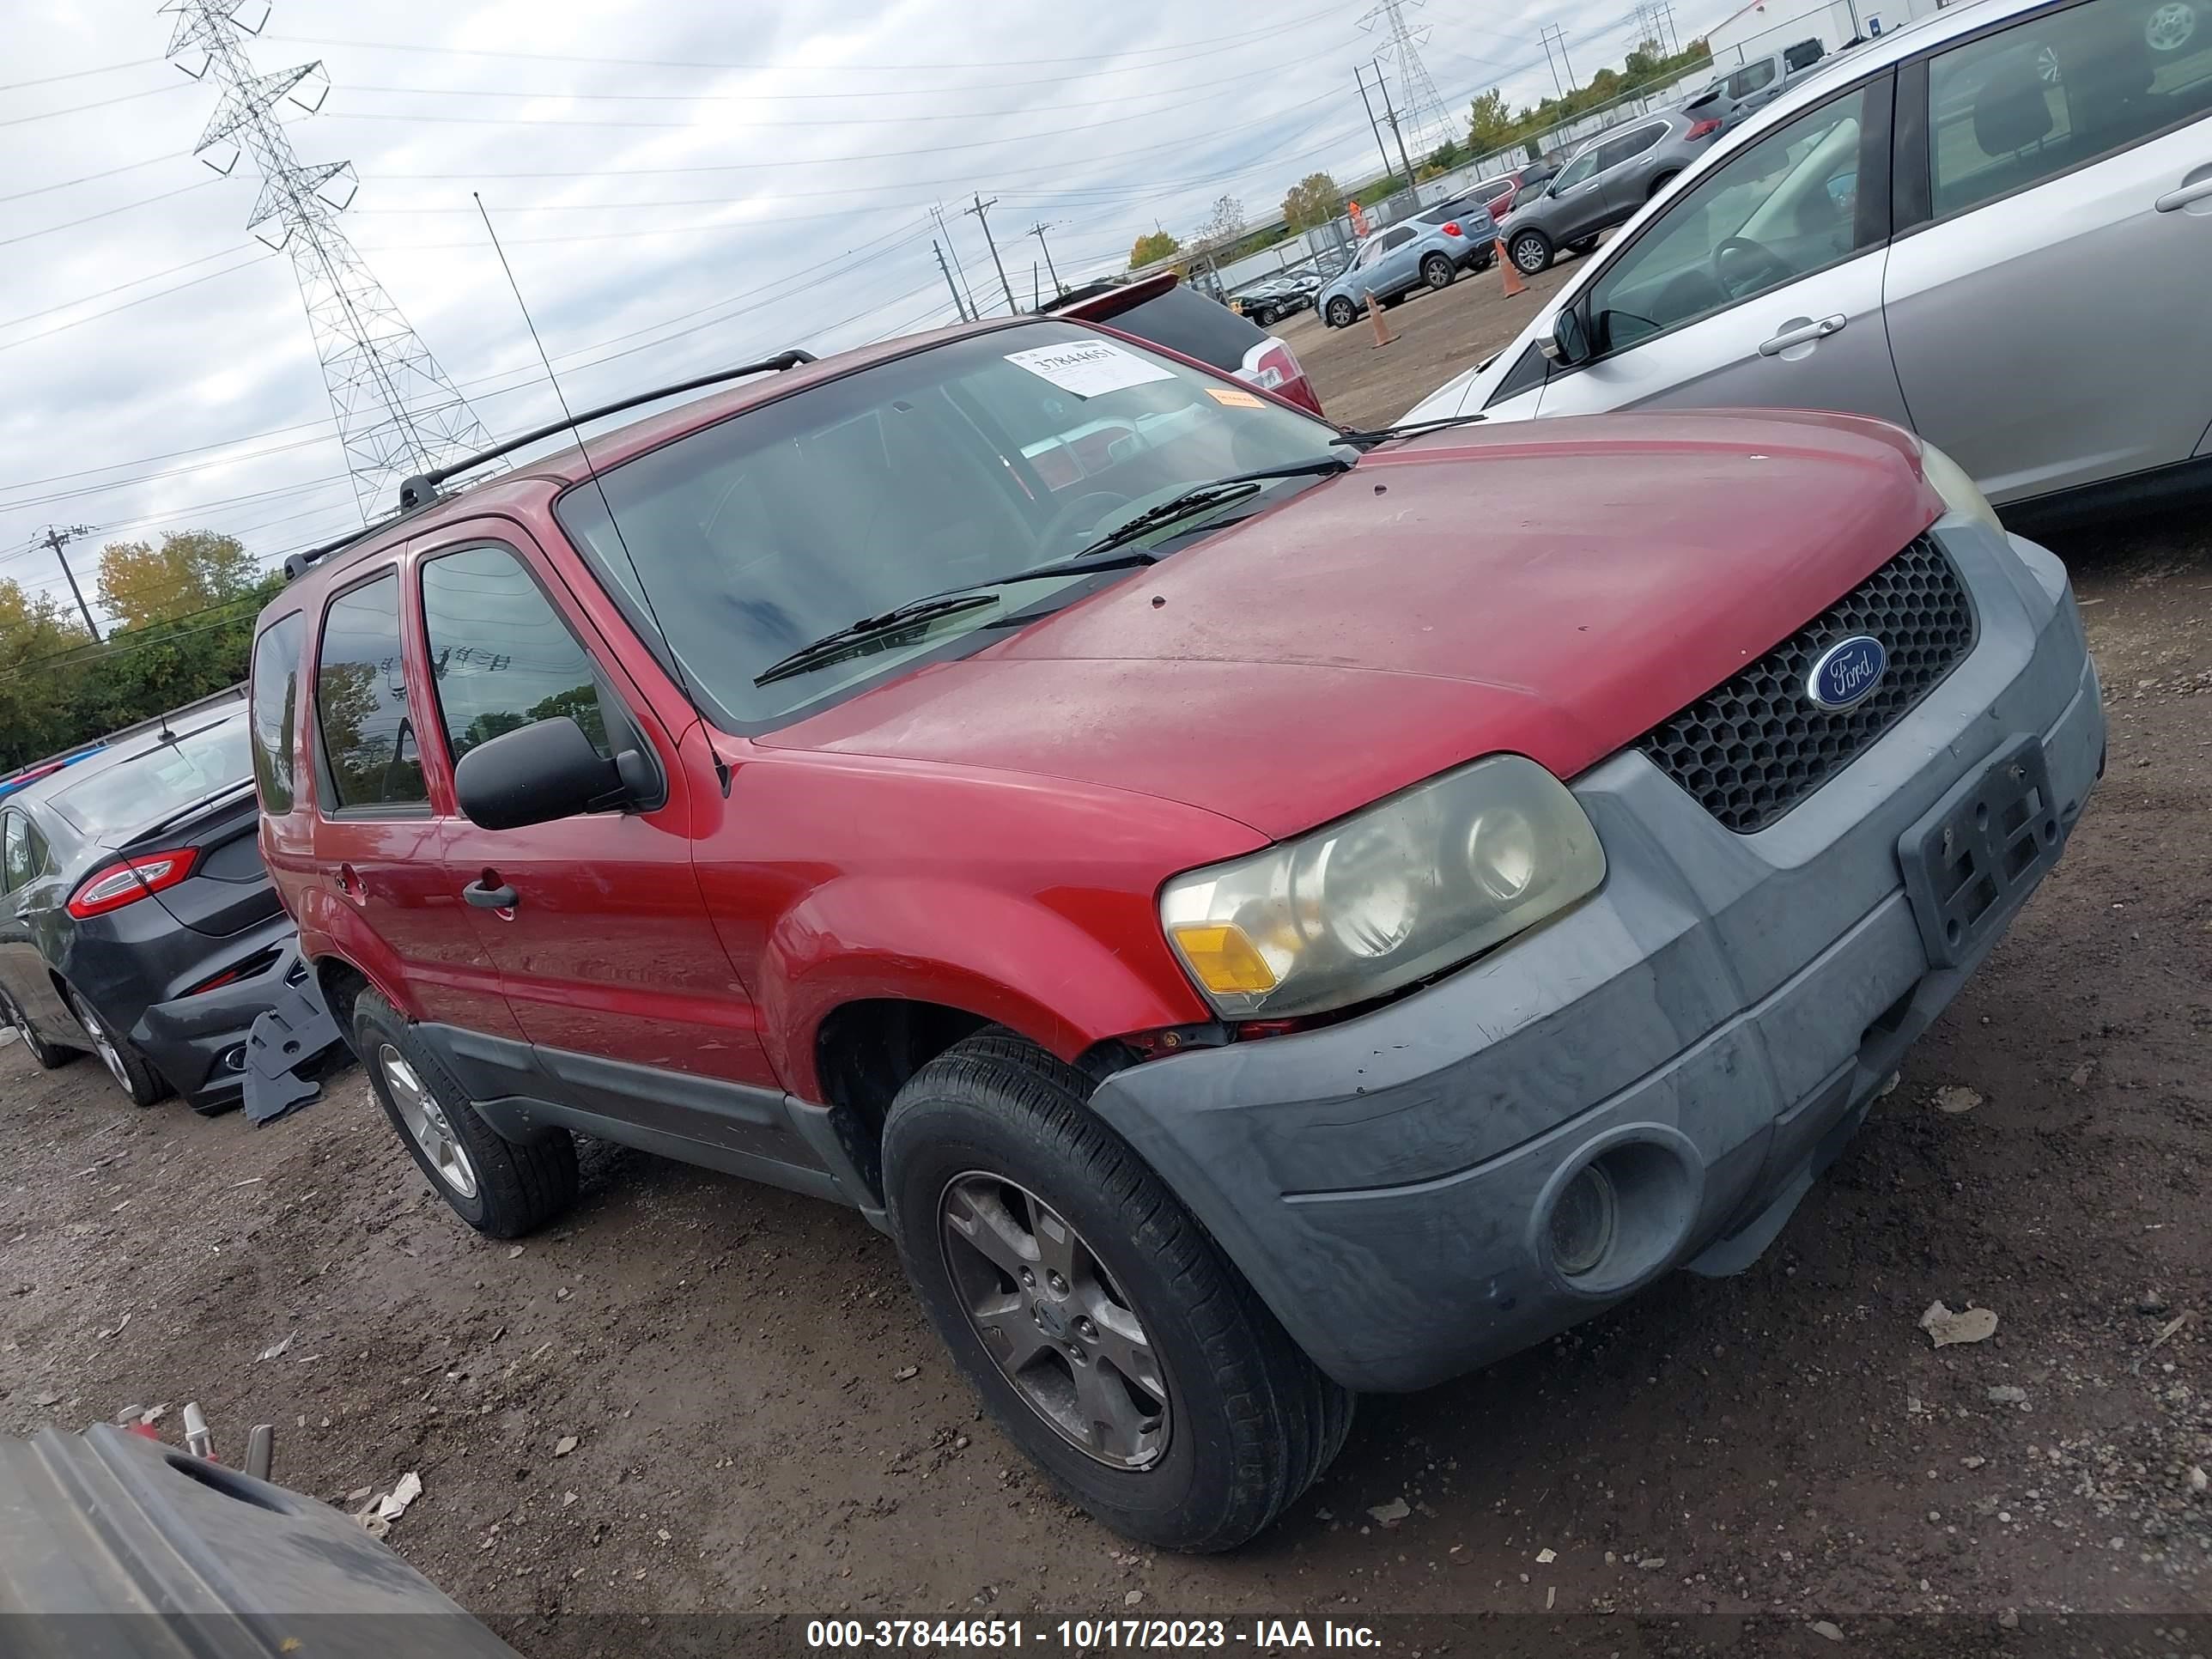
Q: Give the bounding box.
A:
[1638,536,1976,834]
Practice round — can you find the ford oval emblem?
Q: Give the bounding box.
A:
[1807,635,1888,711]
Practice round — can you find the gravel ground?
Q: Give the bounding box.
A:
[2,308,2206,1655]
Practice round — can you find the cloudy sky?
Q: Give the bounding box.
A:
[0,0,1738,623]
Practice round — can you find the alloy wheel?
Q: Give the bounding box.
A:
[68,991,131,1094]
[2146,1,2196,50]
[939,1171,1170,1470]
[379,1043,479,1200]
[1512,234,1547,274]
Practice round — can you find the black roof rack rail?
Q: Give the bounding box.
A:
[393,349,817,514]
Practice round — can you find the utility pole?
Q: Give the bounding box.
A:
[930,203,980,319]
[1026,222,1063,298]
[963,194,1018,316]
[932,240,970,321]
[1371,59,1419,193]
[1352,64,1400,191]
[32,525,101,642]
[1539,24,1578,94]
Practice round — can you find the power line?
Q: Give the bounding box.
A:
[0,58,163,91]
[258,10,1343,74]
[0,77,192,127]
[0,180,221,251]
[0,254,276,354]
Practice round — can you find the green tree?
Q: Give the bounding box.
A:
[1468,88,1517,155]
[0,581,94,770]
[1280,172,1343,233]
[1426,137,1466,173]
[96,529,260,631]
[1128,229,1181,269]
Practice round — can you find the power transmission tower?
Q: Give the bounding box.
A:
[1357,0,1449,161]
[162,0,495,525]
[963,194,1018,316]
[1539,24,1579,95]
[30,524,102,641]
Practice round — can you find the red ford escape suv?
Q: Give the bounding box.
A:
[252,314,2102,1551]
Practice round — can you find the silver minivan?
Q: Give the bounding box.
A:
[1405,0,2212,523]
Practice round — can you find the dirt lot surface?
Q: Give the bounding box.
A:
[3,289,2208,1653]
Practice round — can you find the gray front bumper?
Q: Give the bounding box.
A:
[1091,520,2105,1393]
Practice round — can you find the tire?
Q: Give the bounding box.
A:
[1647,170,1679,200]
[1421,252,1455,290]
[1324,295,1356,329]
[1510,229,1553,275]
[352,989,576,1238]
[65,985,170,1108]
[883,1030,1352,1553]
[1251,306,1276,327]
[0,986,73,1071]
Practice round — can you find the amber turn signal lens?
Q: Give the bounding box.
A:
[1168,923,1279,994]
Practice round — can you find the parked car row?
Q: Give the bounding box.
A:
[1229,270,1320,327]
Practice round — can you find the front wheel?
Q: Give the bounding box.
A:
[884,1031,1352,1552]
[66,986,169,1107]
[1510,229,1553,275]
[353,989,576,1237]
[1421,252,1455,290]
[1324,295,1356,328]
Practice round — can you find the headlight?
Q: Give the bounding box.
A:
[1160,755,1606,1018]
[1916,439,2004,538]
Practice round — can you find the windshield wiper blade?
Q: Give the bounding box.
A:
[753,593,1002,687]
[1335,412,1489,448]
[1066,453,1356,561]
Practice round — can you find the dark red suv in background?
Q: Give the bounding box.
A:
[252,310,2100,1550]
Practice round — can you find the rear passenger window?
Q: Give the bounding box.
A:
[419,546,616,764]
[314,572,428,811]
[249,612,305,814]
[1735,58,1778,96]
[1926,0,2212,218]
[2,814,30,893]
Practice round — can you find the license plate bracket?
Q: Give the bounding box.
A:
[1899,733,2060,968]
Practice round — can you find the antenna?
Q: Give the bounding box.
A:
[471,193,732,796]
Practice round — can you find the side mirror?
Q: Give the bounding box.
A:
[1538,307,1592,367]
[454,716,639,831]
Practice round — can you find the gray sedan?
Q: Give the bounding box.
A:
[1402,0,2212,525]
[1497,108,1723,275]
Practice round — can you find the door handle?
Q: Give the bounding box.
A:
[1758,313,1847,356]
[463,879,518,910]
[2154,177,2212,211]
[335,863,364,902]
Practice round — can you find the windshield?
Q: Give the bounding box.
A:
[48,717,251,838]
[556,320,1341,726]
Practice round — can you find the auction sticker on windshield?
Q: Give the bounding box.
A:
[1006,340,1175,398]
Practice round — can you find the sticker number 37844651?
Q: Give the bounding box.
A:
[1004,341,1176,398]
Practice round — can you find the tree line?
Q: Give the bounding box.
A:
[0,529,282,772]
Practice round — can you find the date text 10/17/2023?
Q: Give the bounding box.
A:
[805,1619,1381,1650]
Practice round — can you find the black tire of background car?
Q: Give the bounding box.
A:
[1647,170,1679,200]
[881,1030,1353,1553]
[1325,296,1356,329]
[0,987,73,1071]
[1251,306,1277,327]
[1511,230,1554,274]
[1422,253,1455,290]
[351,988,578,1238]
[65,985,171,1109]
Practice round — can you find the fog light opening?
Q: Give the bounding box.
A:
[1548,1164,1619,1279]
[218,1044,248,1074]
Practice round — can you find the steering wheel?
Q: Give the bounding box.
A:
[1037,489,1138,550]
[1711,234,1796,301]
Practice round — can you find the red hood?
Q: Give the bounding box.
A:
[765,410,1942,839]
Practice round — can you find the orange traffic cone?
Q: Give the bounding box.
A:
[1497,239,1528,298]
[1366,289,1394,349]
